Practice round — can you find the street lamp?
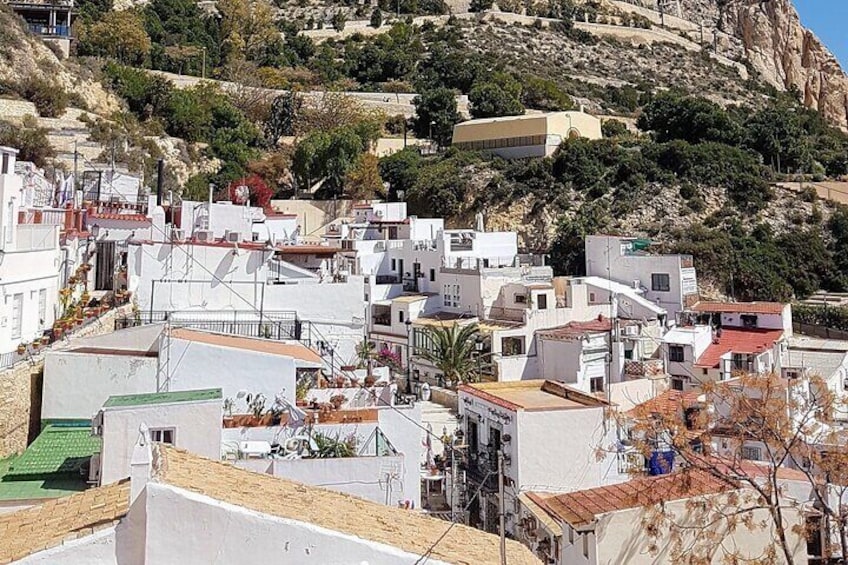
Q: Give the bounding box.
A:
[475,335,484,381]
[405,319,413,394]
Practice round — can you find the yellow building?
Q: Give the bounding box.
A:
[451,110,603,158]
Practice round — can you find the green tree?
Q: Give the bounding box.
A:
[468,73,524,119]
[264,92,303,145]
[369,7,383,27]
[16,77,68,118]
[412,87,460,146]
[0,116,56,168]
[637,91,743,145]
[77,10,152,65]
[379,147,421,199]
[144,0,220,73]
[744,101,810,174]
[601,119,628,137]
[345,153,384,199]
[521,76,574,111]
[416,323,484,386]
[332,11,346,32]
[548,202,609,276]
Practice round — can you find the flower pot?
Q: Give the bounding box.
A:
[16,345,26,355]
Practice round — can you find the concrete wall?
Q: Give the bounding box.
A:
[269,199,356,238]
[166,338,297,410]
[593,492,807,564]
[251,455,408,507]
[100,400,222,485]
[42,352,158,421]
[141,482,449,565]
[16,526,119,565]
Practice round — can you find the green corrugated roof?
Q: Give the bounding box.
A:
[103,388,222,408]
[8,426,100,476]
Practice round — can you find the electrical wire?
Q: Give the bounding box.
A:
[413,470,494,565]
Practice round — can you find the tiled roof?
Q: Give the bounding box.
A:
[155,446,540,565]
[691,301,786,314]
[104,388,222,408]
[538,317,612,340]
[529,469,733,528]
[694,328,784,368]
[169,328,323,365]
[0,479,130,563]
[626,389,703,418]
[274,244,340,255]
[459,380,609,412]
[8,425,100,476]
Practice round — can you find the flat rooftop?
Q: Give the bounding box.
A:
[104,388,222,409]
[460,380,609,412]
[170,328,322,365]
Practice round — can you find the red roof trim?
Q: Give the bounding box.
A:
[458,384,521,412]
[691,302,786,315]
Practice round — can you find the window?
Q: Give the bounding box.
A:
[590,377,604,393]
[671,378,685,391]
[443,284,460,307]
[537,294,547,310]
[429,268,435,282]
[589,292,596,303]
[582,533,589,558]
[568,525,574,544]
[10,293,23,340]
[1,153,8,174]
[741,314,758,328]
[668,345,685,363]
[651,273,670,292]
[741,445,762,461]
[514,294,527,304]
[391,259,397,271]
[398,310,405,323]
[37,289,46,331]
[150,428,175,444]
[501,337,525,356]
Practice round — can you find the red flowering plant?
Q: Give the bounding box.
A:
[228,174,274,211]
[375,346,402,374]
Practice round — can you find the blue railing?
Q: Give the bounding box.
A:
[28,24,70,37]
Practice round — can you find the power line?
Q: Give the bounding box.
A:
[413,470,494,565]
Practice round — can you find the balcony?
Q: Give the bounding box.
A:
[375,275,400,285]
[27,23,70,36]
[371,305,391,327]
[18,208,65,226]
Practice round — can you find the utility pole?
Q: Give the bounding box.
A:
[73,141,78,193]
[498,449,506,565]
[450,444,458,522]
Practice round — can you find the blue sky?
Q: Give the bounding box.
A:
[794,0,848,69]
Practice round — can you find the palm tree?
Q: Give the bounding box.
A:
[417,323,487,387]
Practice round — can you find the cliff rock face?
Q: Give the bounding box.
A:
[717,0,848,128]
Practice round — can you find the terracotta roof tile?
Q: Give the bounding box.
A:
[537,317,612,340]
[88,212,150,223]
[169,328,323,365]
[695,328,784,368]
[691,302,786,314]
[530,469,733,528]
[626,389,703,418]
[0,480,130,562]
[155,446,540,565]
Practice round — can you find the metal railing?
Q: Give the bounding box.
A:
[115,310,301,341]
[27,24,70,37]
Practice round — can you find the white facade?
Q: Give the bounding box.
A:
[42,326,304,420]
[458,381,625,535]
[98,393,222,485]
[585,235,698,321]
[0,147,60,360]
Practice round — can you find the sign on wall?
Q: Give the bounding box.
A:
[681,267,697,295]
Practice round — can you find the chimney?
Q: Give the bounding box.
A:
[130,423,153,503]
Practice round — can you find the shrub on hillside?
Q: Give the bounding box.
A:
[17,77,68,118]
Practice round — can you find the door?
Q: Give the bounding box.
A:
[11,293,22,339]
[95,241,116,290]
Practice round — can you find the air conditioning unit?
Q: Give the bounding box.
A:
[225,231,241,243]
[374,210,383,218]
[195,229,213,242]
[623,325,639,337]
[632,279,641,289]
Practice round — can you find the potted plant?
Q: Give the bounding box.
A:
[16,343,26,355]
[223,398,235,423]
[329,394,347,410]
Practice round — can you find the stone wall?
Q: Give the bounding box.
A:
[0,306,132,458]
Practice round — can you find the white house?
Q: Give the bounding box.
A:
[523,466,810,565]
[585,235,699,321]
[662,302,790,390]
[0,147,60,365]
[457,380,626,536]
[42,325,320,420]
[96,388,223,486]
[0,443,541,565]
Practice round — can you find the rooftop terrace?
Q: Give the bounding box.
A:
[460,380,610,412]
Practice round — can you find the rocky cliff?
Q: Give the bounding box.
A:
[692,0,848,129]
